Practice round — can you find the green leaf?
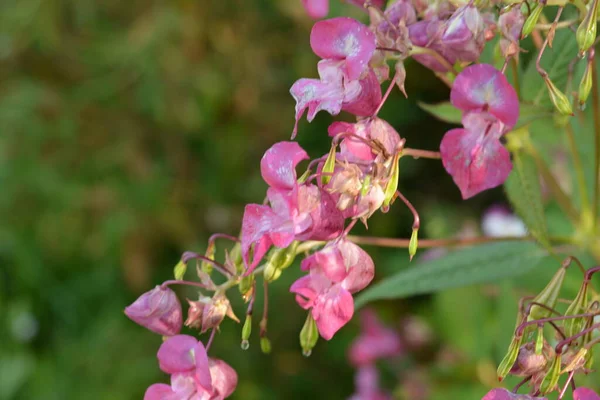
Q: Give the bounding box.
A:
[504,150,549,247]
[355,241,547,307]
[417,101,461,124]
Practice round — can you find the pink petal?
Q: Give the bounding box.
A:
[124,286,183,336]
[144,384,176,400]
[409,20,455,73]
[481,388,546,400]
[384,0,417,26]
[574,388,600,400]
[209,359,238,399]
[310,17,376,81]
[260,142,309,190]
[193,342,212,392]
[440,114,512,199]
[157,335,198,374]
[339,241,375,293]
[301,189,345,241]
[451,64,519,128]
[441,5,486,63]
[290,275,320,309]
[301,0,329,19]
[312,285,354,340]
[341,68,382,116]
[240,204,283,272]
[302,244,348,283]
[170,373,198,399]
[346,0,384,9]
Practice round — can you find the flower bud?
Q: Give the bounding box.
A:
[528,265,566,320]
[185,297,209,330]
[263,262,283,282]
[563,281,589,337]
[497,334,523,381]
[267,241,299,272]
[409,227,419,261]
[124,285,183,336]
[521,4,544,39]
[242,314,252,342]
[576,0,599,55]
[260,337,272,354]
[382,153,400,210]
[201,242,216,274]
[173,260,187,280]
[543,75,574,116]
[227,243,244,274]
[300,313,319,357]
[321,144,336,185]
[579,52,594,109]
[539,354,561,394]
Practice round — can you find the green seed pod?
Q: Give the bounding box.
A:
[408,228,419,261]
[299,313,319,357]
[563,281,589,337]
[539,354,562,394]
[561,348,588,373]
[201,242,216,274]
[535,325,544,355]
[497,335,523,381]
[260,337,272,354]
[521,4,544,39]
[543,76,574,116]
[263,262,282,282]
[579,55,594,108]
[173,260,187,280]
[528,266,566,321]
[242,314,252,342]
[576,0,599,55]
[238,274,255,299]
[382,153,400,209]
[267,241,299,271]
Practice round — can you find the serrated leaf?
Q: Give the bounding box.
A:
[418,101,461,124]
[355,241,547,307]
[504,150,550,247]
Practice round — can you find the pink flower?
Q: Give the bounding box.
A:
[328,117,401,162]
[242,142,343,271]
[348,309,402,366]
[450,64,519,128]
[498,8,524,58]
[310,17,376,81]
[145,335,238,400]
[574,388,600,400]
[440,111,512,199]
[409,20,454,73]
[124,286,182,336]
[290,240,374,340]
[302,0,329,19]
[481,388,546,400]
[348,365,393,400]
[440,4,486,63]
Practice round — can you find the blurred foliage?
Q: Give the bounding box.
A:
[2,0,596,399]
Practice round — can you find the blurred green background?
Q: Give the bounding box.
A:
[2,1,597,399]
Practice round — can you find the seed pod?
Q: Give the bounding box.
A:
[539,354,561,394]
[260,337,272,354]
[201,242,216,274]
[408,228,419,261]
[576,0,599,55]
[543,75,574,116]
[579,51,594,108]
[300,313,319,357]
[521,3,544,39]
[382,152,400,209]
[563,281,589,337]
[242,314,252,342]
[497,334,523,381]
[528,265,566,320]
[173,260,187,280]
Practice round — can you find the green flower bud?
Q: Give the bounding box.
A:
[529,266,566,320]
[497,335,523,381]
[408,228,418,261]
[321,144,337,185]
[174,260,187,280]
[382,153,400,210]
[576,0,599,55]
[260,337,272,354]
[543,75,574,116]
[299,313,319,357]
[263,262,282,282]
[579,54,594,108]
[242,314,252,342]
[228,243,244,274]
[539,354,561,394]
[268,241,299,271]
[521,4,544,39]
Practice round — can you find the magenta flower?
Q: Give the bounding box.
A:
[310,17,376,81]
[328,117,401,162]
[450,64,519,128]
[440,4,486,63]
[348,309,402,367]
[242,142,343,271]
[440,111,512,199]
[481,388,546,400]
[290,240,374,340]
[146,335,238,400]
[124,286,182,336]
[301,0,329,19]
[348,365,393,400]
[574,388,600,400]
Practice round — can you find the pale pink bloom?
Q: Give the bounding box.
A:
[348,309,402,366]
[328,117,401,162]
[124,286,182,336]
[574,388,600,400]
[341,68,382,117]
[498,8,524,58]
[290,240,374,340]
[440,111,512,199]
[348,365,393,400]
[302,0,328,19]
[450,64,519,128]
[481,388,546,400]
[310,17,376,81]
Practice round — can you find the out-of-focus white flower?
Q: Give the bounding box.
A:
[481,205,527,237]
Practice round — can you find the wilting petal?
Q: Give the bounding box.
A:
[125,286,182,336]
[261,142,309,190]
[481,388,547,400]
[346,0,384,9]
[157,335,199,374]
[342,69,382,116]
[310,17,376,81]
[384,0,417,26]
[574,388,600,400]
[409,20,454,72]
[440,115,512,199]
[301,0,329,19]
[312,285,354,340]
[451,64,519,128]
[209,359,238,399]
[441,5,486,63]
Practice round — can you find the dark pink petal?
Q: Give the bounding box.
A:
[260,142,309,190]
[339,241,375,293]
[310,17,376,81]
[481,388,546,400]
[144,384,176,400]
[451,64,519,128]
[302,0,329,19]
[574,388,600,400]
[157,335,198,374]
[440,114,512,199]
[290,275,321,309]
[301,189,345,241]
[209,359,238,399]
[312,285,354,340]
[499,8,524,44]
[240,204,286,272]
[409,20,454,72]
[124,286,182,336]
[328,121,374,161]
[384,0,417,26]
[170,373,198,399]
[341,69,382,116]
[193,341,212,392]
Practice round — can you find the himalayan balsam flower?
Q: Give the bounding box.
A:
[348,309,402,366]
[124,286,182,336]
[481,205,527,237]
[574,388,600,400]
[300,0,384,20]
[440,64,519,199]
[290,240,374,340]
[481,388,547,400]
[145,335,237,400]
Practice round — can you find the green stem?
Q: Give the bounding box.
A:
[592,57,600,234]
[565,123,591,214]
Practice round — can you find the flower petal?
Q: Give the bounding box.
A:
[157,335,198,374]
[209,358,238,399]
[124,286,182,336]
[341,68,382,116]
[574,388,600,400]
[260,142,309,190]
[340,241,375,293]
[313,285,354,340]
[301,0,329,19]
[144,384,176,400]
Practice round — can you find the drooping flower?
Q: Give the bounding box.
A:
[185,295,239,333]
[348,309,402,366]
[498,7,524,58]
[290,240,374,340]
[574,388,600,400]
[450,63,519,128]
[124,286,183,336]
[481,388,547,400]
[440,111,513,199]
